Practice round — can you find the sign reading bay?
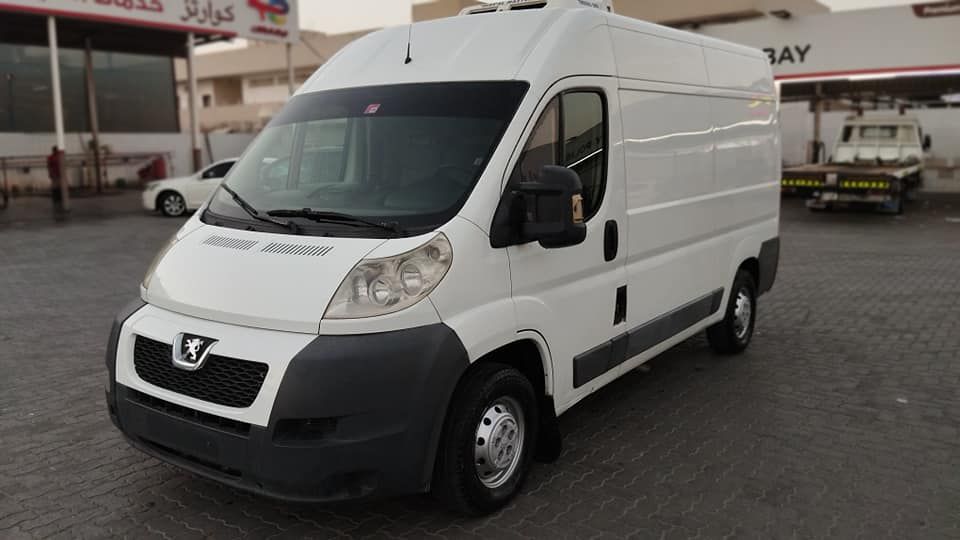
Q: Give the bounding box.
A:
[0,0,299,43]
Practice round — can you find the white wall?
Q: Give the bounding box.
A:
[177,80,217,111]
[242,77,290,105]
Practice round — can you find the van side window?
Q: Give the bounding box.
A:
[512,90,607,220]
[562,92,605,219]
[515,98,560,182]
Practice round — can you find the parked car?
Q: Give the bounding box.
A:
[142,158,238,217]
[106,0,780,516]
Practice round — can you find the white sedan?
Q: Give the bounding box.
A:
[142,158,238,217]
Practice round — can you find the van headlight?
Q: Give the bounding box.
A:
[324,233,452,319]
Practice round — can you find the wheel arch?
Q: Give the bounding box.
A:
[439,334,562,469]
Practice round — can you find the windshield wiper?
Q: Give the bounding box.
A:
[266,208,406,235]
[218,184,302,235]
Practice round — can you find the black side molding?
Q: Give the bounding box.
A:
[573,289,723,388]
[758,237,780,295]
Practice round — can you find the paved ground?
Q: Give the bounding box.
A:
[2,194,960,539]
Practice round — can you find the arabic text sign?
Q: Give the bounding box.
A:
[0,0,300,43]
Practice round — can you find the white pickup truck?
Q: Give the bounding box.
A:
[782,115,931,214]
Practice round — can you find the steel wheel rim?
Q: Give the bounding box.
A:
[164,195,185,215]
[733,288,752,340]
[474,396,525,489]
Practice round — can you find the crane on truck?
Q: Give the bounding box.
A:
[782,115,931,214]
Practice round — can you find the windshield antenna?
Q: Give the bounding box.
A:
[404,23,413,64]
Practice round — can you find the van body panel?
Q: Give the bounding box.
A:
[608,26,709,86]
[702,46,773,95]
[312,298,441,336]
[427,217,517,362]
[144,227,385,334]
[619,85,724,338]
[512,11,616,85]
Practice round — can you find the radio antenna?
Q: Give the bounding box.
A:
[404,23,413,64]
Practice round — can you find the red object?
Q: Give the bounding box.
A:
[46,150,62,184]
[138,157,168,181]
[151,156,167,179]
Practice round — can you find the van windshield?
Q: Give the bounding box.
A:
[203,81,529,237]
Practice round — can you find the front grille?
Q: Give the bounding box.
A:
[127,388,251,436]
[133,336,268,408]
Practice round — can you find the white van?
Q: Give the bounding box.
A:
[105,0,780,515]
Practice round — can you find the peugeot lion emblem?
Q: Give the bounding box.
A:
[172,333,219,371]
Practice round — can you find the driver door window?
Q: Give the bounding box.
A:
[511,91,607,220]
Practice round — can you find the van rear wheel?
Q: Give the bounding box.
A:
[707,269,757,354]
[432,363,538,516]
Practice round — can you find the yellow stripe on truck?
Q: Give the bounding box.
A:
[781,179,824,187]
[839,180,890,189]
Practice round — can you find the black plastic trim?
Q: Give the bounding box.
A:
[573,341,612,388]
[113,323,469,503]
[105,298,146,427]
[573,289,723,388]
[758,237,780,295]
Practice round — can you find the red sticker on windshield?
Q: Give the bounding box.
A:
[364,103,381,115]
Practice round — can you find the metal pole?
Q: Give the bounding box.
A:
[286,42,294,96]
[48,16,69,212]
[84,38,103,194]
[812,82,823,164]
[1,158,8,210]
[186,32,201,171]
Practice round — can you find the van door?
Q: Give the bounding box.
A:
[505,79,627,411]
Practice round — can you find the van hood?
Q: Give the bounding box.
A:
[144,226,384,334]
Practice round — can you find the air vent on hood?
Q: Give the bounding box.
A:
[202,235,259,251]
[260,242,333,257]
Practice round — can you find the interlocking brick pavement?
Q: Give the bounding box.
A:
[2,194,960,539]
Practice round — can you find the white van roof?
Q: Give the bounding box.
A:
[459,0,613,15]
[299,6,772,97]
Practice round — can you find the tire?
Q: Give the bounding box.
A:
[432,363,539,516]
[707,269,757,355]
[159,191,186,217]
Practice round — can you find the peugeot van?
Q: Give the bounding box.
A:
[105,0,780,515]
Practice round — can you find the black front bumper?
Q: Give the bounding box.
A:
[106,314,469,503]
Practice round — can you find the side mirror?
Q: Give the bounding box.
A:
[923,134,932,151]
[490,165,587,249]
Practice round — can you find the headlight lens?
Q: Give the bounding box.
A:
[145,182,160,192]
[324,233,452,319]
[142,234,178,290]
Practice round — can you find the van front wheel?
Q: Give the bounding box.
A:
[432,363,538,516]
[707,269,757,354]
